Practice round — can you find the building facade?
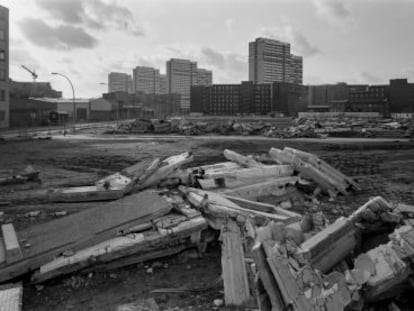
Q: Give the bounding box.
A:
[167,58,212,113]
[167,59,198,113]
[249,37,303,85]
[191,81,306,116]
[196,68,213,86]
[388,79,414,113]
[0,5,8,128]
[108,72,133,94]
[133,66,162,95]
[10,80,62,98]
[329,84,389,116]
[159,74,167,95]
[306,83,349,111]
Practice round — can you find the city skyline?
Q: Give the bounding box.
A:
[2,0,414,98]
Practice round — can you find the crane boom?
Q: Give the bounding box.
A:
[21,65,38,81]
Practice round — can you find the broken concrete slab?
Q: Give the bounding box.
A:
[224,149,263,168]
[0,283,23,311]
[297,217,359,272]
[32,215,207,283]
[0,191,172,283]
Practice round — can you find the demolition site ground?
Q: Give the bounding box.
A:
[0,133,414,311]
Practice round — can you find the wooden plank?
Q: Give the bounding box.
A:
[0,282,23,311]
[224,149,263,168]
[220,177,299,200]
[0,191,172,283]
[221,220,251,306]
[251,243,285,311]
[1,224,23,264]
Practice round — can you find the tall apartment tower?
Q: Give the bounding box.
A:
[133,66,162,95]
[0,5,8,128]
[249,37,303,85]
[159,74,167,95]
[166,59,198,113]
[108,72,133,94]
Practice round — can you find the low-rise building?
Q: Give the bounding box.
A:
[190,81,306,116]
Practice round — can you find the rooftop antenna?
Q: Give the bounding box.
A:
[21,65,38,82]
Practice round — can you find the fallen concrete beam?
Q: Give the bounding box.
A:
[1,224,23,264]
[297,217,359,272]
[220,177,299,201]
[199,165,294,190]
[223,195,302,219]
[32,216,207,283]
[221,220,251,306]
[0,282,23,311]
[269,148,349,197]
[224,149,263,168]
[139,152,193,189]
[182,187,298,224]
[252,243,285,311]
[283,147,360,191]
[0,191,172,283]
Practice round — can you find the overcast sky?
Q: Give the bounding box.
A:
[2,0,414,98]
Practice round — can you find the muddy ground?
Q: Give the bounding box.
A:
[0,133,414,311]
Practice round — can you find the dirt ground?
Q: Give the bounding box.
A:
[1,132,414,310]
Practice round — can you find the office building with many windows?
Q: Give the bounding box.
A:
[108,72,133,94]
[166,58,212,113]
[249,37,303,85]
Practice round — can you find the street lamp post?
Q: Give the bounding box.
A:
[52,72,76,132]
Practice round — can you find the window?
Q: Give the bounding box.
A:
[0,50,5,61]
[0,30,4,40]
[0,110,4,121]
[0,69,5,81]
[0,90,5,101]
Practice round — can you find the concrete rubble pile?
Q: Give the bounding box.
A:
[106,117,414,139]
[1,147,413,310]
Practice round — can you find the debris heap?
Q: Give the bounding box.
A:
[106,116,414,138]
[0,146,413,311]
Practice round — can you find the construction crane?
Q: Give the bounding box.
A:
[21,65,38,82]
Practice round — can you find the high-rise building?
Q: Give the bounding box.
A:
[166,59,212,113]
[132,66,161,95]
[196,68,213,86]
[159,74,167,95]
[249,37,303,85]
[166,59,198,113]
[108,72,133,94]
[0,5,8,128]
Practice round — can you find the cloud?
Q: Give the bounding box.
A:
[200,47,246,82]
[360,72,384,84]
[201,48,226,68]
[20,18,98,50]
[257,26,320,57]
[225,18,236,31]
[35,0,144,36]
[313,0,350,22]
